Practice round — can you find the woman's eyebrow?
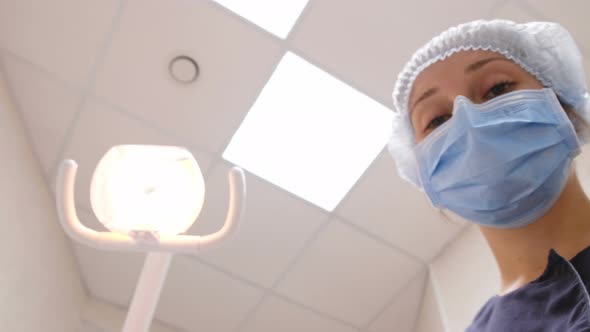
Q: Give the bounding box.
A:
[465,56,510,74]
[410,87,439,113]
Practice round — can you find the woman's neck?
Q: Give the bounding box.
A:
[479,170,590,295]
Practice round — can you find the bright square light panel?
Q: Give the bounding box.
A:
[223,52,394,211]
[212,0,310,38]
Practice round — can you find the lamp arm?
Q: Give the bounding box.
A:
[56,160,246,253]
[157,166,246,251]
[56,160,144,250]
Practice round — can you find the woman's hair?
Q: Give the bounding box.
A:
[560,98,590,143]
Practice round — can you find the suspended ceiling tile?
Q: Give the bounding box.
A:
[190,161,331,287]
[336,151,464,262]
[0,0,121,86]
[92,0,283,154]
[2,54,82,178]
[69,204,142,307]
[156,255,263,332]
[275,219,423,327]
[290,0,497,107]
[489,0,536,22]
[241,295,357,332]
[72,238,145,307]
[60,98,214,214]
[368,269,427,332]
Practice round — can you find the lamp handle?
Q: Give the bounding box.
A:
[56,159,246,253]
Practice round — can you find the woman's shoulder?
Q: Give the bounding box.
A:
[467,248,590,332]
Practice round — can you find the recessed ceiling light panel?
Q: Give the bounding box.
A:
[212,0,310,38]
[223,52,393,211]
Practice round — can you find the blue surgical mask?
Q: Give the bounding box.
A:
[415,88,580,228]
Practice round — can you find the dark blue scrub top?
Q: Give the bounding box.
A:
[467,245,590,331]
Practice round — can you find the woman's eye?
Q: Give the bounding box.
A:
[425,114,452,132]
[484,81,515,100]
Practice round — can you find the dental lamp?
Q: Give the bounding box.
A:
[55,145,246,332]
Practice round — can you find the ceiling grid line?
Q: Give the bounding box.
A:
[287,43,395,110]
[186,254,365,331]
[429,264,451,332]
[0,48,86,99]
[186,0,291,160]
[268,218,334,289]
[407,269,431,332]
[232,293,267,332]
[361,266,428,331]
[284,0,318,43]
[49,0,130,185]
[210,157,334,219]
[200,157,225,183]
[232,216,334,331]
[86,93,218,157]
[201,0,285,43]
[268,290,363,331]
[282,0,392,121]
[183,254,268,293]
[207,0,317,159]
[428,224,475,268]
[328,150,389,214]
[182,242,365,332]
[209,49,284,158]
[335,215,426,264]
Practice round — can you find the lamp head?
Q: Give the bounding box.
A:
[90,145,205,235]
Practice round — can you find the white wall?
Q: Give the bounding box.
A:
[414,273,445,332]
[425,226,499,332]
[0,68,86,331]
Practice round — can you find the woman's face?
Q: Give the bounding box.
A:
[408,50,545,142]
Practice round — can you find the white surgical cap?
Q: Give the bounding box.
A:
[388,19,590,188]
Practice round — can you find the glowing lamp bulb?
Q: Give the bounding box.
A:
[90,145,205,235]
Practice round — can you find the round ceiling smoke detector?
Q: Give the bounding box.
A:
[169,55,199,84]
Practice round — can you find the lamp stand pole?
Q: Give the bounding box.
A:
[121,252,173,332]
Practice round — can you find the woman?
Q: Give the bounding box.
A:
[388,20,590,331]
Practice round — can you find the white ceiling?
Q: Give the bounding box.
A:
[1,0,588,331]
